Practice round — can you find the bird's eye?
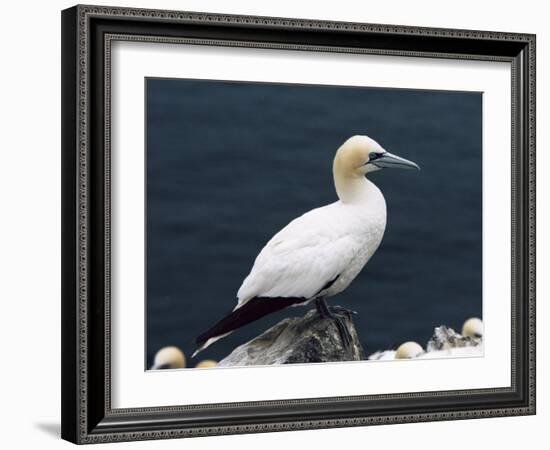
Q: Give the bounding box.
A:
[368,152,384,161]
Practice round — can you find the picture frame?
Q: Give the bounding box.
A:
[61,4,536,444]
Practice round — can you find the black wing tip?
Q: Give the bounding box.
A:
[192,296,308,352]
[194,331,210,351]
[194,337,206,349]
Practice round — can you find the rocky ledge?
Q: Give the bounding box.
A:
[217,309,365,367]
[427,325,482,352]
[216,309,483,366]
[369,324,483,361]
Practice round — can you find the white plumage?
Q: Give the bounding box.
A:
[236,186,386,306]
[194,135,419,356]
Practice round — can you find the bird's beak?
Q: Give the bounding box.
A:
[372,152,420,171]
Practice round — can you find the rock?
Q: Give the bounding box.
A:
[368,350,396,361]
[417,346,483,359]
[217,309,366,367]
[426,325,481,352]
[368,324,483,361]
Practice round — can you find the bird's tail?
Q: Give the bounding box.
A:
[192,296,307,358]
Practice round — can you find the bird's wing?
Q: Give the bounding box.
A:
[236,205,364,307]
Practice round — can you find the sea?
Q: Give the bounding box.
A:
[145,78,482,367]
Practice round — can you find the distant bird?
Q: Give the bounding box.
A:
[462,317,483,339]
[150,346,186,370]
[193,135,420,357]
[395,341,424,359]
[195,359,217,369]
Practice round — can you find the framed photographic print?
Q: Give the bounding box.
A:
[61,4,536,444]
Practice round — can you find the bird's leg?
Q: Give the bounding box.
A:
[315,298,354,352]
[315,297,332,319]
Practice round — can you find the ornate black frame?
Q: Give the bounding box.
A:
[61,4,536,444]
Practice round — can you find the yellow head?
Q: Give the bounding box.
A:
[151,346,186,370]
[332,135,419,202]
[395,341,424,359]
[195,359,217,369]
[462,317,483,339]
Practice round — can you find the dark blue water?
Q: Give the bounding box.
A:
[146,78,482,367]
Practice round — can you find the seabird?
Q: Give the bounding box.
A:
[150,346,186,370]
[462,317,483,339]
[193,135,420,357]
[195,359,217,369]
[395,341,424,359]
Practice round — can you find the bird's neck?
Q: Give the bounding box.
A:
[334,173,380,204]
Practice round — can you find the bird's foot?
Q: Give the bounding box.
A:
[315,298,355,352]
[330,305,357,319]
[332,314,354,351]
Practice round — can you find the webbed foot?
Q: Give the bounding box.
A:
[315,298,355,352]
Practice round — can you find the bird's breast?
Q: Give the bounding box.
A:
[323,203,386,298]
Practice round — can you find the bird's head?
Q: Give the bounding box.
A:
[395,341,424,359]
[462,317,483,339]
[333,135,420,179]
[150,346,186,370]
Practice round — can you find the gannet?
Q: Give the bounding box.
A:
[462,317,483,339]
[395,341,424,359]
[150,346,186,370]
[195,359,217,369]
[193,135,420,357]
